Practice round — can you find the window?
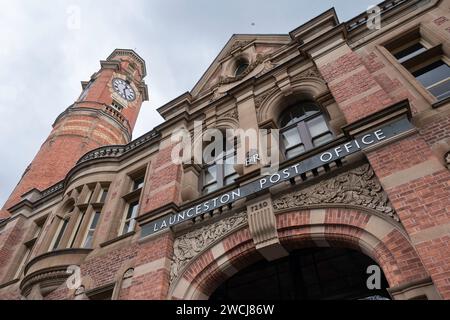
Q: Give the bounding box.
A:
[386,29,450,101]
[13,247,32,279]
[51,218,69,251]
[234,58,249,77]
[68,209,86,248]
[111,100,124,112]
[202,137,239,194]
[98,188,109,203]
[79,79,94,101]
[82,211,101,248]
[279,102,333,159]
[121,201,139,235]
[132,176,145,191]
[118,170,146,236]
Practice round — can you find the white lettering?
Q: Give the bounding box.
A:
[282,168,290,179]
[374,129,386,141]
[334,146,343,158]
[320,152,333,163]
[260,178,267,189]
[362,134,374,145]
[220,194,230,204]
[186,209,194,218]
[269,173,281,184]
[344,142,353,153]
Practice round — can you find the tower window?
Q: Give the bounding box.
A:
[279,102,333,159]
[111,100,124,112]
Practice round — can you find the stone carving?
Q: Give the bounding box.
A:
[218,54,267,86]
[170,210,248,283]
[225,40,254,56]
[209,89,226,102]
[254,87,278,110]
[291,67,323,82]
[273,164,399,221]
[221,108,239,121]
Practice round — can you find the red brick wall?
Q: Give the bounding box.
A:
[367,135,450,298]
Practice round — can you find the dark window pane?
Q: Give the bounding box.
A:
[126,202,139,220]
[133,177,145,190]
[204,165,217,185]
[225,173,239,186]
[428,78,450,101]
[203,183,218,194]
[307,115,329,138]
[99,189,108,203]
[413,60,450,88]
[280,103,319,127]
[286,145,305,159]
[235,63,249,76]
[394,43,426,63]
[52,219,68,250]
[282,128,302,149]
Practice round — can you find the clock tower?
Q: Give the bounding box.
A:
[1,49,149,215]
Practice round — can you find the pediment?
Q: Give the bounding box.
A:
[191,34,291,98]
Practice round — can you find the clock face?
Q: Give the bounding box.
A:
[112,78,136,101]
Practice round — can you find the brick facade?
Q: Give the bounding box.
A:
[0,0,449,301]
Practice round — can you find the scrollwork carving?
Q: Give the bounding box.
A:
[170,211,248,284]
[273,164,398,221]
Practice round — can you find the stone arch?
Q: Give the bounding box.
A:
[257,77,329,124]
[169,207,430,300]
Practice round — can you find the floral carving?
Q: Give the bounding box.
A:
[170,211,248,283]
[254,87,278,110]
[273,164,398,221]
[219,54,267,85]
[221,108,239,121]
[291,67,323,82]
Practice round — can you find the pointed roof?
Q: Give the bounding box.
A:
[190,34,291,97]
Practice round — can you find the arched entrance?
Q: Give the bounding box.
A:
[169,207,433,300]
[210,247,389,300]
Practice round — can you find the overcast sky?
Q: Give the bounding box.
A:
[0,0,377,207]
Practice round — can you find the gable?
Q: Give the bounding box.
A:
[191,34,291,98]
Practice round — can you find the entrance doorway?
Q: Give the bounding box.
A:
[210,247,390,300]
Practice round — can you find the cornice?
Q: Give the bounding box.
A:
[107,49,147,78]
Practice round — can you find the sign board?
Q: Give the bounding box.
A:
[141,117,413,238]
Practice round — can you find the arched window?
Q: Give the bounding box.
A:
[202,135,239,194]
[234,60,249,77]
[279,102,333,159]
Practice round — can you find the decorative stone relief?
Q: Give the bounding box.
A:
[254,87,278,110]
[170,210,248,284]
[291,67,323,82]
[220,108,239,121]
[225,40,254,56]
[273,164,399,221]
[218,53,268,86]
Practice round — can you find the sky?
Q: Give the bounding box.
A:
[0,0,378,207]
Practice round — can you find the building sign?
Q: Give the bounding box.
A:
[141,117,413,238]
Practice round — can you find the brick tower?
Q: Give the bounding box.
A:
[1,49,148,216]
